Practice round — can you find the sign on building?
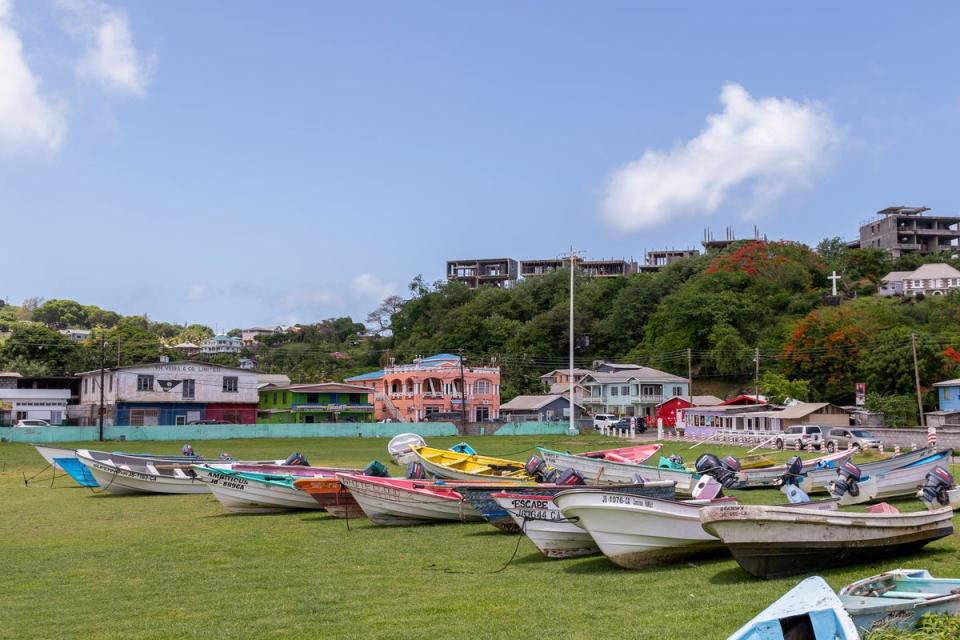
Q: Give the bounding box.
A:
[855,382,866,407]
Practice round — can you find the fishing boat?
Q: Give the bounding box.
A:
[410,446,533,482]
[537,447,701,494]
[461,480,676,532]
[33,445,99,487]
[192,466,333,513]
[737,454,776,470]
[552,489,738,568]
[726,576,859,639]
[830,449,954,506]
[387,433,427,465]
[799,447,935,494]
[838,568,960,632]
[493,492,598,559]
[573,443,662,464]
[336,473,484,525]
[733,448,855,489]
[699,503,955,579]
[293,477,365,518]
[75,449,211,495]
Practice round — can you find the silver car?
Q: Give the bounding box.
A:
[825,428,882,453]
[775,425,824,450]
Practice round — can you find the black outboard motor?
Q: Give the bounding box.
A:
[363,459,390,477]
[541,467,560,484]
[919,466,954,508]
[406,461,427,480]
[831,460,862,498]
[525,455,547,478]
[555,468,585,486]
[695,453,741,489]
[780,455,804,487]
[283,452,310,466]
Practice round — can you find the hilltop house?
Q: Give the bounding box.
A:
[345,353,500,422]
[879,264,960,297]
[257,382,373,423]
[200,334,243,354]
[77,361,259,426]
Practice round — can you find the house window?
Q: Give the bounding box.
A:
[137,375,154,392]
[273,391,278,404]
[282,392,287,404]
[109,375,113,392]
[84,378,88,394]
[222,376,239,393]
[182,379,195,399]
[473,380,491,395]
[307,393,319,404]
[611,386,619,396]
[672,386,683,397]
[621,385,630,396]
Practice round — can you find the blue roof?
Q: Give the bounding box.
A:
[345,369,384,381]
[421,353,461,362]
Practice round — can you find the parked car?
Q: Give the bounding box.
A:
[824,428,882,452]
[593,414,620,430]
[14,419,51,428]
[775,425,824,450]
[187,420,233,425]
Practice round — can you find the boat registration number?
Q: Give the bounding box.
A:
[601,494,652,508]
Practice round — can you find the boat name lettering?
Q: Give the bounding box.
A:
[515,508,561,521]
[91,461,158,482]
[509,499,549,510]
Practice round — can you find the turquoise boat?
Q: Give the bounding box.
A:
[727,576,859,639]
[839,569,960,633]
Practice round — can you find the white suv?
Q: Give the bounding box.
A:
[14,419,51,428]
[775,425,824,450]
[593,414,620,430]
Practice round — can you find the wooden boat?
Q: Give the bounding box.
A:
[831,449,954,506]
[410,446,532,482]
[293,477,365,518]
[838,568,960,633]
[538,447,701,494]
[573,443,662,464]
[192,466,332,513]
[75,449,210,495]
[336,473,484,525]
[552,489,739,568]
[727,576,859,639]
[734,448,855,489]
[461,481,676,532]
[493,492,599,559]
[799,447,935,494]
[699,503,955,579]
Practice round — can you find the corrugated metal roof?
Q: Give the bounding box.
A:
[500,394,583,411]
[344,370,384,381]
[906,263,960,280]
[657,395,723,407]
[933,379,960,387]
[581,368,687,384]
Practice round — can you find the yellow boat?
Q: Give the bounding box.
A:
[411,446,534,482]
[738,454,776,470]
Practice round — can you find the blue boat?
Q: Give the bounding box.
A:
[839,569,960,633]
[727,576,859,639]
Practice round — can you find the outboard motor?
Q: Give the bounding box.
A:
[831,460,862,498]
[555,468,585,486]
[405,461,427,480]
[695,453,741,489]
[780,455,811,503]
[363,459,390,477]
[525,455,547,478]
[919,466,954,508]
[283,452,310,466]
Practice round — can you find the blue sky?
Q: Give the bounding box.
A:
[3,1,960,329]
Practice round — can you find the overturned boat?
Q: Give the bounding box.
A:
[726,576,859,639]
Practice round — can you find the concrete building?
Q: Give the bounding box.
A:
[59,328,92,343]
[77,361,259,426]
[446,258,518,289]
[345,353,500,422]
[200,334,243,355]
[499,394,584,422]
[240,326,282,346]
[638,249,701,273]
[898,264,960,296]
[0,387,71,425]
[258,382,373,423]
[520,257,637,278]
[859,206,960,256]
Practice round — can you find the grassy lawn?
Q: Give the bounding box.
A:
[1,436,957,640]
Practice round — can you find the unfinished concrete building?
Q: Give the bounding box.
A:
[859,206,960,256]
[446,258,518,289]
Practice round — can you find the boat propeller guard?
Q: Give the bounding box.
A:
[919,466,954,508]
[694,453,741,489]
[831,460,862,498]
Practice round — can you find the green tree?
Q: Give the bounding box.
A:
[760,372,811,404]
[0,324,79,374]
[32,299,89,329]
[865,392,919,427]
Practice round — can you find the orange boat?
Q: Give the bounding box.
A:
[293,477,365,518]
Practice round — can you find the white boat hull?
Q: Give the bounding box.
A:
[77,454,209,495]
[339,475,483,525]
[34,445,77,471]
[554,490,727,568]
[799,448,936,494]
[538,449,698,495]
[493,494,598,559]
[192,467,321,513]
[833,451,953,505]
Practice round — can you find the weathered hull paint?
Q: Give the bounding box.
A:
[337,474,483,526]
[193,467,321,513]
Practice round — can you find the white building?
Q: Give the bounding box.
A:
[76,361,259,426]
[879,263,960,297]
[200,334,243,354]
[60,328,92,343]
[240,326,281,346]
[0,388,71,425]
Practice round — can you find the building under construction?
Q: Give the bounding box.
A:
[858,206,960,256]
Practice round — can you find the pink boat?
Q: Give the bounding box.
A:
[336,474,485,525]
[575,443,663,464]
[206,463,358,477]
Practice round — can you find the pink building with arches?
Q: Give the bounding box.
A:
[345,353,500,422]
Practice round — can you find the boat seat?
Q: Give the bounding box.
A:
[880,590,940,600]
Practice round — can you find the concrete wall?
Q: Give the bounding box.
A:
[0,422,459,443]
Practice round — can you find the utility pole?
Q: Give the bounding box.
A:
[912,333,925,427]
[754,347,760,402]
[457,349,467,426]
[117,338,121,367]
[687,348,693,405]
[98,337,106,441]
[561,247,583,436]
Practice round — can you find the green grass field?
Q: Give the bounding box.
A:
[1,436,957,640]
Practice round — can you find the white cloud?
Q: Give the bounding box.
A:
[351,273,398,301]
[602,84,841,231]
[186,284,207,301]
[0,0,66,153]
[59,0,152,96]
